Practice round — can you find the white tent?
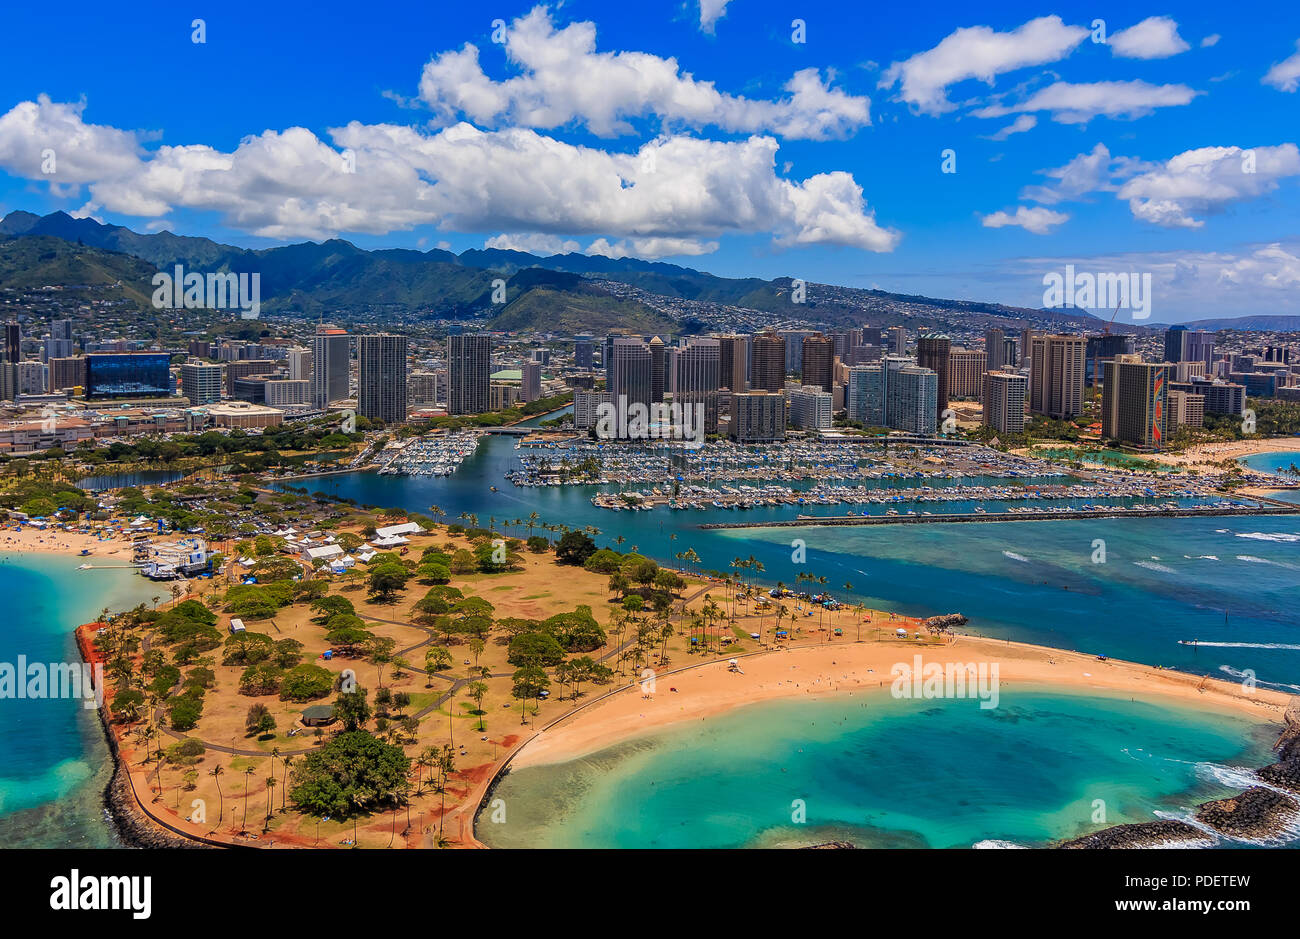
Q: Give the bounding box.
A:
[375,522,424,539]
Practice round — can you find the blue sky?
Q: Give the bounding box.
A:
[1,0,1298,322]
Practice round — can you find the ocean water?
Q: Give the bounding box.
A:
[480,689,1282,849]
[1240,446,1300,479]
[0,553,161,847]
[295,427,1300,691]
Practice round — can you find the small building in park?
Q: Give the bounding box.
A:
[300,705,337,727]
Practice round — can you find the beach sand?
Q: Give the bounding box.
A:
[0,526,137,560]
[508,635,1292,770]
[1152,438,1300,468]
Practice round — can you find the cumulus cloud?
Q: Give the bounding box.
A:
[1118,144,1300,228]
[980,206,1069,234]
[484,232,581,254]
[1263,40,1300,92]
[587,236,718,259]
[974,80,1201,124]
[0,97,900,254]
[417,6,868,139]
[1019,143,1142,204]
[1108,16,1189,59]
[699,0,730,34]
[0,95,141,182]
[879,16,1088,115]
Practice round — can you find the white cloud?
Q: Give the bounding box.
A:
[980,206,1069,234]
[417,6,868,139]
[1118,144,1300,228]
[1201,34,1220,48]
[0,98,900,255]
[879,16,1088,115]
[1108,16,1189,59]
[983,114,1037,141]
[1263,40,1300,93]
[587,236,718,258]
[974,80,1201,124]
[699,0,730,34]
[0,95,141,182]
[485,232,580,254]
[1020,143,1142,204]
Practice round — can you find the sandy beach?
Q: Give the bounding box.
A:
[0,525,137,560]
[509,634,1292,770]
[1152,437,1300,468]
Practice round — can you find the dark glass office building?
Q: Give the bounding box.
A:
[85,353,173,399]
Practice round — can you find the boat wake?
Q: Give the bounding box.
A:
[1179,641,1300,650]
[1001,551,1030,563]
[1216,665,1300,693]
[1134,560,1175,574]
[1234,531,1300,543]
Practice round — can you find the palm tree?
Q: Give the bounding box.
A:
[280,755,293,811]
[264,776,276,829]
[467,681,488,731]
[241,766,254,832]
[206,765,225,829]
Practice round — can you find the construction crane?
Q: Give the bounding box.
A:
[1091,298,1123,390]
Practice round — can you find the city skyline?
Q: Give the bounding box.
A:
[1,2,1299,322]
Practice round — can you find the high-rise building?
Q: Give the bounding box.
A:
[780,330,816,373]
[887,326,907,355]
[916,334,952,422]
[180,360,224,406]
[574,337,595,370]
[521,361,542,402]
[287,346,313,382]
[1086,333,1137,387]
[1102,356,1169,448]
[357,333,408,424]
[846,364,886,426]
[887,366,939,435]
[1184,330,1215,368]
[670,338,721,434]
[1166,389,1205,429]
[448,333,491,415]
[48,356,87,392]
[729,391,787,443]
[16,361,46,395]
[749,332,787,392]
[310,327,351,408]
[187,339,212,359]
[1170,377,1245,416]
[982,371,1028,434]
[800,333,835,392]
[948,348,986,398]
[788,385,833,431]
[984,328,1006,372]
[608,337,653,411]
[1029,334,1087,419]
[574,391,613,430]
[44,320,74,361]
[648,336,667,403]
[3,323,21,363]
[717,335,748,392]
[408,372,442,407]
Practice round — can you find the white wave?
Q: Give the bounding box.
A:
[1134,560,1175,574]
[1216,665,1300,693]
[1182,554,1219,560]
[1234,531,1300,543]
[1179,641,1300,650]
[1002,551,1029,563]
[972,839,1026,849]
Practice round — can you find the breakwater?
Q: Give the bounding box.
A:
[699,503,1300,529]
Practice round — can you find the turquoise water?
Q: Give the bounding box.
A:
[481,689,1279,849]
[294,422,1300,691]
[1240,445,1300,478]
[0,553,161,847]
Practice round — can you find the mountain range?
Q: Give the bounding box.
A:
[0,209,1121,335]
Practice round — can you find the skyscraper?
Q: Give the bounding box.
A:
[982,371,1028,434]
[1029,334,1087,419]
[358,333,409,424]
[574,337,595,370]
[886,366,938,435]
[521,361,542,402]
[449,333,492,415]
[729,391,787,442]
[609,337,653,410]
[1102,356,1169,448]
[717,335,748,392]
[3,323,20,363]
[846,364,886,426]
[45,319,74,361]
[984,328,1006,372]
[287,346,313,383]
[670,337,721,433]
[887,326,906,355]
[311,326,351,408]
[947,348,986,399]
[916,333,952,422]
[749,332,787,392]
[800,332,834,393]
[1163,326,1188,363]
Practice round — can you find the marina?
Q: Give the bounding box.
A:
[378,430,483,476]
